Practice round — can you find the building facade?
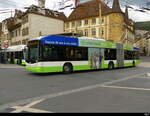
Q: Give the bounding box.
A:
[0,17,14,49]
[135,30,150,56]
[64,0,135,45]
[0,5,66,47]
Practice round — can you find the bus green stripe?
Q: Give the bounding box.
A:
[26,60,141,73]
[124,63,133,67]
[26,66,62,73]
[74,65,91,71]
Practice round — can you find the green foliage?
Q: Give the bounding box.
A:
[135,21,150,31]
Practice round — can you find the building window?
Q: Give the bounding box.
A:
[102,30,104,35]
[11,32,14,38]
[15,30,18,37]
[22,27,29,36]
[101,18,104,23]
[101,28,104,36]
[77,20,82,27]
[22,38,29,45]
[84,19,88,25]
[92,18,96,25]
[18,28,21,36]
[91,28,96,36]
[39,31,42,36]
[66,23,70,28]
[84,29,88,36]
[71,22,75,28]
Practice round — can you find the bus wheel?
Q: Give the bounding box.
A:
[108,62,114,70]
[133,61,135,67]
[63,63,73,74]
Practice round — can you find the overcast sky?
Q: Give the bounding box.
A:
[0,0,150,22]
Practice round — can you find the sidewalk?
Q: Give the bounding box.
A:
[0,64,24,69]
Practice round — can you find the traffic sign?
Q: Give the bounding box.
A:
[4,43,9,48]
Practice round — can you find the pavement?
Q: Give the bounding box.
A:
[0,63,23,69]
[0,57,150,113]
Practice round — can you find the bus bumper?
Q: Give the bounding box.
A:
[26,66,62,73]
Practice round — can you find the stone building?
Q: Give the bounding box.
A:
[8,6,66,46]
[65,0,135,45]
[144,31,150,56]
[0,17,14,49]
[135,30,150,56]
[0,5,66,47]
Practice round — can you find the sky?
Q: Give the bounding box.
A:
[0,0,150,22]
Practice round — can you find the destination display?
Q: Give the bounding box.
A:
[40,35,79,46]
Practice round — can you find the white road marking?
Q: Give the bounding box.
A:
[101,85,150,91]
[11,106,52,113]
[11,99,52,113]
[101,73,145,86]
[0,73,145,112]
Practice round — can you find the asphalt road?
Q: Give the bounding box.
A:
[0,57,150,113]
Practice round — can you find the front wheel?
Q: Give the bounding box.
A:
[63,63,73,74]
[133,61,135,67]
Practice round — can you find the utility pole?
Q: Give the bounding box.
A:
[125,0,128,44]
[99,0,102,38]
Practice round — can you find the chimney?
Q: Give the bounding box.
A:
[75,0,80,7]
[38,0,46,8]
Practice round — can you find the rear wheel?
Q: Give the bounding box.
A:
[63,63,73,74]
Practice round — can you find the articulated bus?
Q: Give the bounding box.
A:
[6,45,27,65]
[26,35,140,73]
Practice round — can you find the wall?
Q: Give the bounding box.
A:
[29,13,64,40]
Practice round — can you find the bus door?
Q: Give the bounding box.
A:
[117,43,124,68]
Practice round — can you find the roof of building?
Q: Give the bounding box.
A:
[111,0,123,13]
[67,0,133,26]
[23,5,67,21]
[3,17,15,30]
[67,0,112,21]
[5,5,67,31]
[14,10,24,19]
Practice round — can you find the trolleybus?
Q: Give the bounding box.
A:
[6,45,27,65]
[26,35,140,73]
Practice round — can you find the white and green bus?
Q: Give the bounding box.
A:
[26,35,140,73]
[6,45,27,66]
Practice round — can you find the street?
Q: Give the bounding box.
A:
[0,57,150,112]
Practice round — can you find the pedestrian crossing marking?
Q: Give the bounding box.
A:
[11,99,52,113]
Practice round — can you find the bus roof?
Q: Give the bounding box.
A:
[7,45,27,52]
[29,35,135,50]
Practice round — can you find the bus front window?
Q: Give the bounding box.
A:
[27,41,39,63]
[30,47,38,61]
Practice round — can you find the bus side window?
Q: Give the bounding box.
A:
[104,49,116,60]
